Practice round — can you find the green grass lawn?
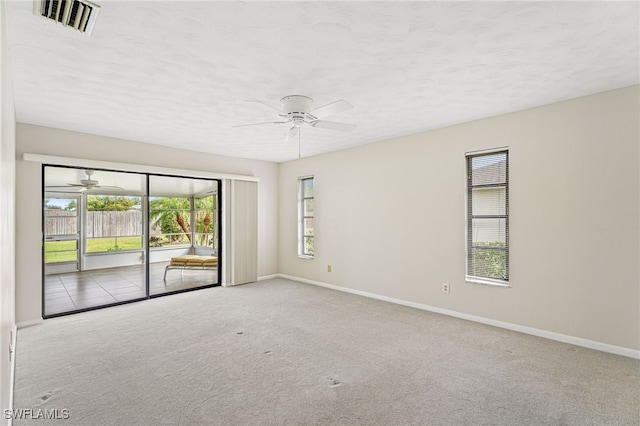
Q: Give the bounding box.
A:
[45,237,143,263]
[44,249,77,264]
[44,235,211,264]
[44,241,77,263]
[86,236,142,253]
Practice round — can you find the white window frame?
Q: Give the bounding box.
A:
[465,148,509,287]
[297,175,314,259]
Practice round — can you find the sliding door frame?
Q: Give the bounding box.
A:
[42,164,223,318]
[147,173,222,299]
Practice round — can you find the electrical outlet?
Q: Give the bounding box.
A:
[442,283,450,294]
[327,265,332,272]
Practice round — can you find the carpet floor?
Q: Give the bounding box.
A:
[13,278,640,425]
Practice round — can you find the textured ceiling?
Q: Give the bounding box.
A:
[6,1,639,163]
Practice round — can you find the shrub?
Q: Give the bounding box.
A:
[471,241,507,280]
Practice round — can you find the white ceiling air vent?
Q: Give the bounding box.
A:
[34,0,100,35]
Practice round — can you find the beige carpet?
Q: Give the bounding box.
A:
[13,278,640,425]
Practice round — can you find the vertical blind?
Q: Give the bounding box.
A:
[466,150,509,283]
[229,180,258,285]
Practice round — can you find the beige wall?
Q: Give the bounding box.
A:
[9,86,640,354]
[279,86,640,352]
[0,0,17,420]
[15,124,279,324]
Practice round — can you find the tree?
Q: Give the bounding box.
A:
[194,196,214,246]
[149,197,191,242]
[86,195,139,211]
[148,196,215,246]
[44,199,59,210]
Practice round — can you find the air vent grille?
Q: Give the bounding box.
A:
[34,0,100,35]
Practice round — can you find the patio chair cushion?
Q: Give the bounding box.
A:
[170,255,218,267]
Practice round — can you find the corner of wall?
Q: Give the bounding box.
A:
[1,0,18,422]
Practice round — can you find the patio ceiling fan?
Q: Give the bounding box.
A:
[46,170,123,192]
[233,95,356,141]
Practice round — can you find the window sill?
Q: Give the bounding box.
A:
[297,255,314,260]
[85,249,143,256]
[465,276,510,288]
[149,246,191,250]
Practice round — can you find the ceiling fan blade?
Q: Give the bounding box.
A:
[309,120,356,132]
[286,126,300,142]
[246,99,282,113]
[310,99,353,119]
[95,185,124,190]
[233,121,288,128]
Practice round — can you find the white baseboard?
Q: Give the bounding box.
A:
[258,274,279,281]
[16,318,43,329]
[277,274,640,360]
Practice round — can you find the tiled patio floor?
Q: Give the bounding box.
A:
[44,262,218,316]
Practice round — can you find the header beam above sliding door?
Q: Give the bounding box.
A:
[23,153,260,183]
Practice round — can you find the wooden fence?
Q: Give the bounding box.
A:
[44,211,78,235]
[45,210,143,237]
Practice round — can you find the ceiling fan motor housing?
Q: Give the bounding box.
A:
[80,170,98,187]
[80,179,99,187]
[281,95,313,123]
[233,95,355,137]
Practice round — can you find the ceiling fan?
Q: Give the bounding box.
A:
[46,170,123,192]
[234,95,356,141]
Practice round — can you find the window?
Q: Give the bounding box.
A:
[466,150,509,285]
[44,196,79,264]
[85,195,143,253]
[298,176,314,258]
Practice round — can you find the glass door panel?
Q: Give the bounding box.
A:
[43,166,148,316]
[148,175,220,296]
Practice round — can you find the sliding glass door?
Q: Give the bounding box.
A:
[43,166,220,317]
